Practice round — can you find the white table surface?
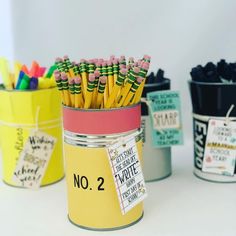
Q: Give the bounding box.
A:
[0,140,235,236]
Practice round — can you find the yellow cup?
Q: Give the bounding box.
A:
[0,88,64,187]
[63,104,143,230]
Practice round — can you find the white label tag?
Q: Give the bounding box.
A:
[202,119,236,176]
[107,136,147,215]
[152,109,180,130]
[13,129,57,189]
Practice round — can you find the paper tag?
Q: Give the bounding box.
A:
[13,129,57,189]
[106,136,147,215]
[202,119,236,176]
[146,90,183,148]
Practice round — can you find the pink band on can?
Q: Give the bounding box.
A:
[63,104,141,135]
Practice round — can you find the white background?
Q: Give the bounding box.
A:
[0,0,236,235]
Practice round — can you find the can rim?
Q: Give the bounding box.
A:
[63,102,140,112]
[144,78,170,88]
[0,87,57,93]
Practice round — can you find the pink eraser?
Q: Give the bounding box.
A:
[56,57,63,62]
[61,72,68,80]
[136,76,144,84]
[120,68,127,75]
[69,79,75,85]
[74,77,82,84]
[89,73,96,81]
[94,70,100,77]
[80,59,86,63]
[102,61,107,67]
[133,67,140,74]
[112,58,118,64]
[142,62,150,70]
[100,76,107,84]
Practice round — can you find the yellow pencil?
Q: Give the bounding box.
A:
[84,73,95,109]
[104,68,127,109]
[0,58,12,89]
[74,76,83,108]
[123,77,144,106]
[69,79,75,107]
[61,72,71,106]
[96,76,107,109]
[91,70,100,108]
[14,61,22,88]
[133,62,150,104]
[112,58,119,85]
[54,70,66,104]
[107,60,114,95]
[116,67,140,107]
[79,59,88,97]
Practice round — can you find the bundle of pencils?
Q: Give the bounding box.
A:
[53,55,151,109]
[190,59,236,83]
[0,57,57,90]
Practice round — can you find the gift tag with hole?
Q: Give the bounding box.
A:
[12,129,57,189]
[106,136,147,215]
[146,90,183,148]
[202,119,236,176]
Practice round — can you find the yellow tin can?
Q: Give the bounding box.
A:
[0,88,64,187]
[63,104,144,230]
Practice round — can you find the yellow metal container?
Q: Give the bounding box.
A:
[0,88,64,187]
[63,104,144,230]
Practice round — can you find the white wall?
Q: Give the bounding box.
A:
[1,0,236,137]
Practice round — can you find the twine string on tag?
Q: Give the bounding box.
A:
[141,97,164,134]
[225,104,235,126]
[109,130,141,146]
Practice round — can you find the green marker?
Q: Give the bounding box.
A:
[19,74,30,90]
[45,64,57,78]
